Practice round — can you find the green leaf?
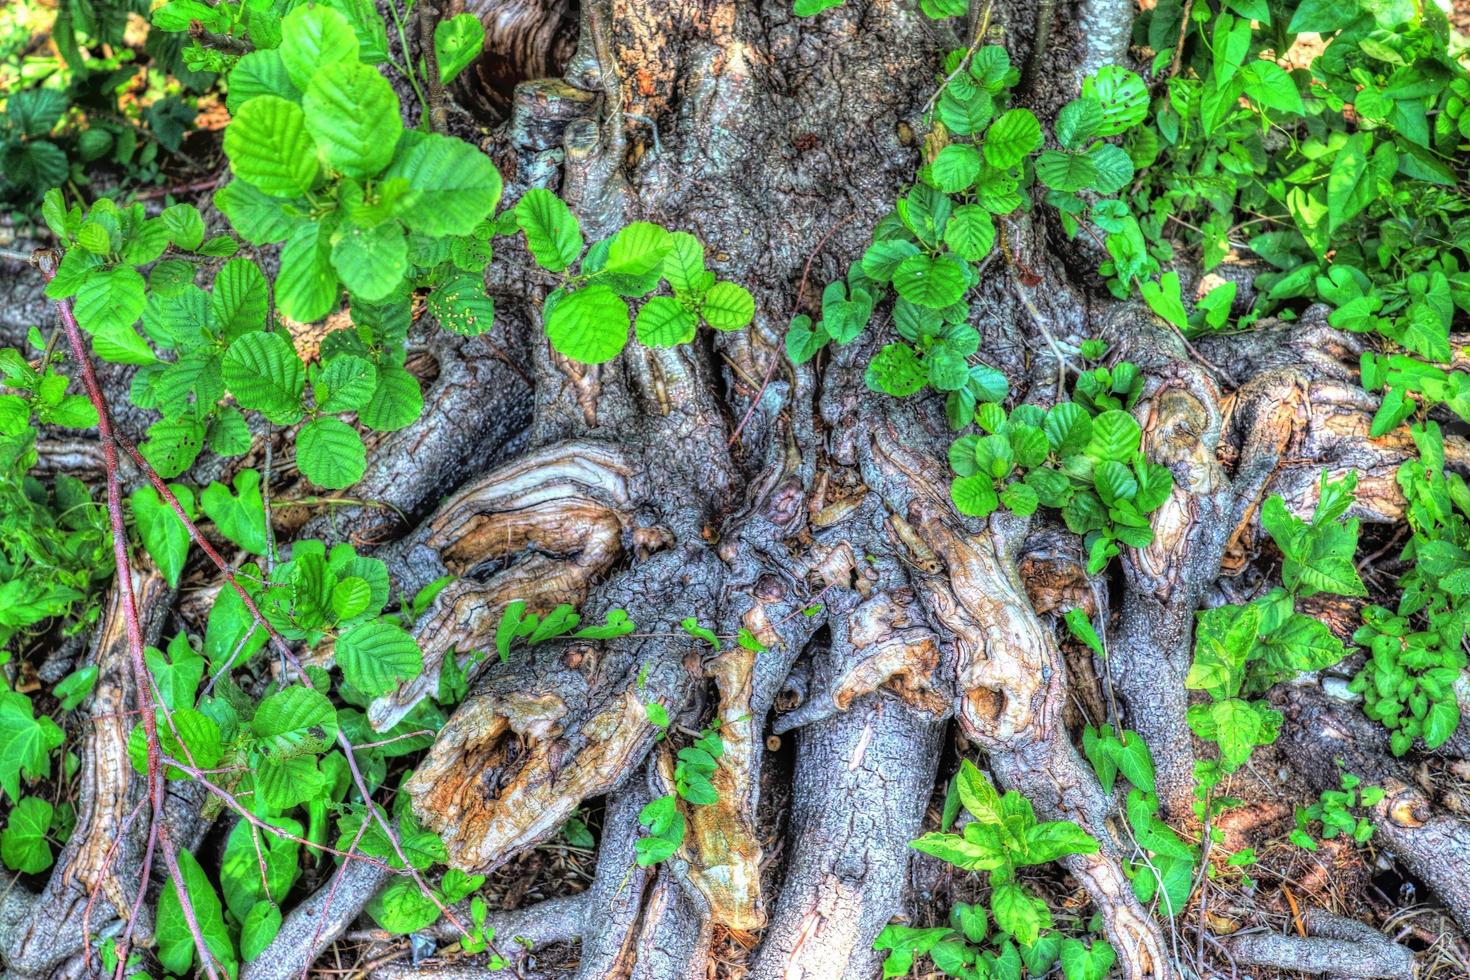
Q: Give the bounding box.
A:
[1,797,54,873]
[991,882,1047,946]
[222,332,306,425]
[702,281,756,330]
[1140,271,1189,329]
[951,474,998,517]
[545,285,629,364]
[280,222,342,323]
[931,143,981,193]
[161,204,205,251]
[331,220,408,301]
[303,60,402,179]
[131,484,195,588]
[336,621,423,695]
[662,232,708,294]
[359,366,423,431]
[434,13,485,85]
[1035,150,1099,192]
[515,189,583,273]
[201,469,269,555]
[227,49,300,112]
[0,693,63,804]
[316,355,378,413]
[297,417,366,488]
[1288,0,1361,33]
[224,96,320,198]
[1424,700,1460,749]
[983,109,1042,168]
[156,847,237,977]
[1187,603,1262,701]
[893,254,968,309]
[385,133,504,237]
[1080,66,1148,135]
[241,902,283,962]
[428,274,495,337]
[606,222,673,276]
[943,205,995,261]
[635,296,697,346]
[212,259,270,339]
[215,180,297,246]
[1086,410,1141,462]
[140,416,206,479]
[253,685,339,757]
[74,266,146,335]
[279,4,359,90]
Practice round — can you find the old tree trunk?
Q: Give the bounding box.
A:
[6,0,1470,978]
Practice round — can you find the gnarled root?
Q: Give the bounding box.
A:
[0,570,170,978]
[1228,910,1415,978]
[750,693,945,980]
[1277,685,1470,935]
[243,858,394,980]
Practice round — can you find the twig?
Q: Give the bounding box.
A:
[36,249,223,980]
[188,20,254,55]
[417,0,447,133]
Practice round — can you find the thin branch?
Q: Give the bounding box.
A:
[188,20,254,55]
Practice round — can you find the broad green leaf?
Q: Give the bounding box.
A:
[635,296,697,346]
[0,693,63,804]
[702,281,755,330]
[515,188,583,272]
[156,847,237,977]
[662,232,707,294]
[140,416,206,479]
[893,254,968,309]
[931,143,981,193]
[131,484,195,588]
[303,60,402,179]
[316,355,378,412]
[331,220,408,301]
[241,902,283,962]
[943,205,995,261]
[279,4,358,90]
[1080,66,1148,135]
[434,13,485,85]
[297,417,366,488]
[336,620,423,695]
[253,686,338,757]
[224,96,320,198]
[360,365,423,431]
[545,285,629,364]
[227,49,300,112]
[428,274,495,337]
[0,796,54,873]
[1035,150,1099,192]
[983,109,1042,168]
[212,259,270,339]
[215,180,298,246]
[201,469,269,555]
[222,332,306,425]
[386,133,503,237]
[1085,410,1141,462]
[606,222,673,277]
[74,266,145,335]
[991,882,1048,945]
[277,223,339,322]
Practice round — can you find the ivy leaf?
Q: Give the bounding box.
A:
[515,188,584,272]
[0,693,63,804]
[131,484,196,588]
[297,417,366,489]
[303,60,402,179]
[156,847,237,977]
[1,797,54,874]
[222,332,306,425]
[434,13,485,85]
[201,469,269,555]
[336,621,423,695]
[224,96,320,198]
[545,285,629,364]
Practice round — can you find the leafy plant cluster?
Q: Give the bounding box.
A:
[876,761,1115,980]
[635,719,728,867]
[947,341,1171,572]
[1129,0,1470,435]
[1290,767,1383,851]
[1351,422,1469,755]
[1186,472,1366,814]
[2,0,202,208]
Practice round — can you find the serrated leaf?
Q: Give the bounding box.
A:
[385,133,503,237]
[303,60,402,179]
[253,686,338,757]
[545,285,629,364]
[331,220,407,301]
[224,96,320,198]
[983,109,1042,168]
[297,416,366,488]
[336,621,423,695]
[316,355,378,413]
[635,296,697,346]
[222,332,306,425]
[359,365,422,431]
[279,4,358,90]
[515,188,583,272]
[702,281,755,330]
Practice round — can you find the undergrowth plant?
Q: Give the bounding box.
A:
[1290,767,1383,851]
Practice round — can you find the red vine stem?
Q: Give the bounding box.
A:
[36,250,223,980]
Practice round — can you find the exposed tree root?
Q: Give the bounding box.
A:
[1228,910,1416,978]
[0,570,170,978]
[1277,685,1470,935]
[243,857,393,980]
